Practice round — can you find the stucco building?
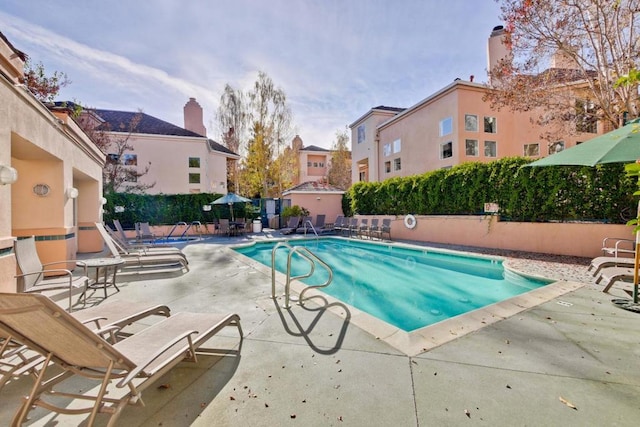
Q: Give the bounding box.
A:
[350,26,605,184]
[1,32,105,291]
[82,98,238,195]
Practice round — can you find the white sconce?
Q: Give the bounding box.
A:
[202,205,212,212]
[66,187,79,199]
[316,197,321,200]
[0,165,18,185]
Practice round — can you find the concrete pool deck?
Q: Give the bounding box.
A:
[1,232,639,426]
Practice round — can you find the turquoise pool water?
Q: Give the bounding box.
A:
[234,239,551,332]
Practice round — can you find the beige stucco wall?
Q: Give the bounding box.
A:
[113,133,228,194]
[1,69,104,291]
[350,109,400,183]
[285,192,344,225]
[359,214,630,258]
[299,151,330,183]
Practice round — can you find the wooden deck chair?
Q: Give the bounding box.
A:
[14,236,90,312]
[0,300,170,392]
[96,223,189,272]
[0,293,242,426]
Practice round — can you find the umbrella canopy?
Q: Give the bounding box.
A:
[528,118,640,167]
[211,193,252,205]
[527,118,640,306]
[210,193,252,221]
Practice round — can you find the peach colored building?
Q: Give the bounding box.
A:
[291,135,333,185]
[0,32,105,292]
[350,26,605,183]
[88,98,238,195]
[282,182,345,225]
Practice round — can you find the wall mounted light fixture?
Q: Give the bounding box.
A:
[100,197,108,205]
[0,165,18,185]
[66,187,79,199]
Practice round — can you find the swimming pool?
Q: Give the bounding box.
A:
[234,238,553,332]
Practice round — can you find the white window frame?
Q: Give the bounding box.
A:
[465,114,478,132]
[384,161,391,173]
[393,158,401,171]
[465,139,479,156]
[393,139,401,154]
[484,116,497,133]
[440,141,453,159]
[357,125,365,144]
[440,117,453,136]
[524,143,540,156]
[383,143,392,157]
[484,140,497,157]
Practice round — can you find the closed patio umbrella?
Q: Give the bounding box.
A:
[528,118,640,307]
[211,193,252,221]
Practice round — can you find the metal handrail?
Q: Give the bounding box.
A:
[166,221,187,239]
[271,241,333,309]
[302,220,319,239]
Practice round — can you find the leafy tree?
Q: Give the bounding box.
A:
[214,71,293,197]
[486,0,640,141]
[216,84,247,192]
[21,60,70,103]
[327,129,352,190]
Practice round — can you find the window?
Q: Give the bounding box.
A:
[575,99,597,133]
[465,139,479,156]
[524,143,539,156]
[394,158,401,171]
[484,116,497,133]
[122,154,137,166]
[107,153,120,164]
[393,139,401,153]
[319,162,325,167]
[189,173,201,184]
[440,141,453,159]
[313,162,318,167]
[440,117,453,136]
[359,171,366,181]
[484,141,497,157]
[549,141,565,154]
[357,125,365,144]
[465,114,478,132]
[385,161,391,173]
[383,143,392,157]
[189,157,200,168]
[307,161,312,167]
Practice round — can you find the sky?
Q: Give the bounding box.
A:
[1,1,503,149]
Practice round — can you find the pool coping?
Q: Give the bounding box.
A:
[228,237,586,356]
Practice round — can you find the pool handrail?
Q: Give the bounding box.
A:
[271,241,333,309]
[302,219,319,239]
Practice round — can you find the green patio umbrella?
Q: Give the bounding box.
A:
[528,118,640,167]
[528,118,640,307]
[211,193,252,221]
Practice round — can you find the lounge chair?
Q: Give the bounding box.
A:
[372,218,391,240]
[281,216,300,235]
[96,223,189,272]
[112,219,136,243]
[105,224,184,257]
[135,222,157,242]
[357,218,369,238]
[218,218,230,236]
[14,236,90,312]
[588,256,636,277]
[0,292,242,426]
[332,216,346,234]
[367,218,380,239]
[346,218,359,237]
[601,237,635,257]
[1,300,170,391]
[595,266,637,293]
[295,216,314,234]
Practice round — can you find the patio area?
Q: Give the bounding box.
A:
[1,232,639,426]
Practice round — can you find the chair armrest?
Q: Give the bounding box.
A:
[116,330,198,388]
[41,260,81,268]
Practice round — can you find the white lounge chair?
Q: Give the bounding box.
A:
[0,292,241,426]
[14,236,90,312]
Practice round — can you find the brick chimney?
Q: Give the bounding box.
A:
[183,97,207,136]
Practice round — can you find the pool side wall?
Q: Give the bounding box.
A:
[360,215,629,258]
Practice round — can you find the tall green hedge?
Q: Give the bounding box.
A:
[345,157,637,223]
[103,192,258,228]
